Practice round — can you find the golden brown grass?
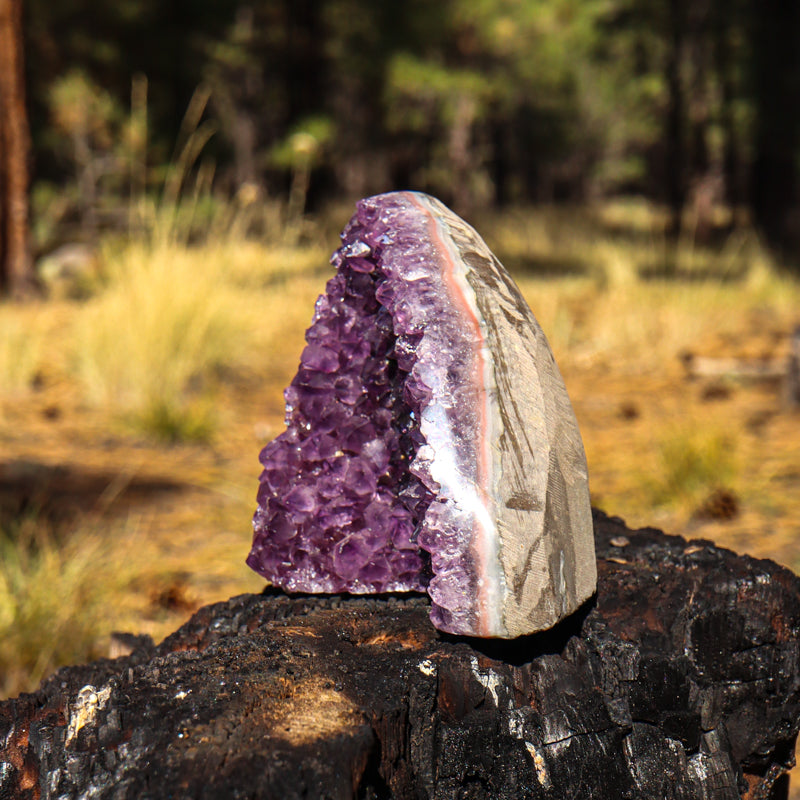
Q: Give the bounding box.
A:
[0,515,137,696]
[0,200,798,701]
[69,237,326,442]
[0,307,48,397]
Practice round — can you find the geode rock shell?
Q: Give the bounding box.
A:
[247,191,596,638]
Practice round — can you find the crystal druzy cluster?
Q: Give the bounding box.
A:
[248,192,596,638]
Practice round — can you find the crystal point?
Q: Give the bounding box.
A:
[248,191,596,637]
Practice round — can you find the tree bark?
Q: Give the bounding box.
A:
[750,0,800,262]
[0,0,36,299]
[1,510,798,799]
[713,0,741,212]
[664,0,687,242]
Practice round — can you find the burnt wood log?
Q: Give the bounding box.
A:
[1,510,799,799]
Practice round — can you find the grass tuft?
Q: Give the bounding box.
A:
[131,397,217,444]
[72,240,249,441]
[0,516,134,697]
[69,233,328,444]
[0,308,46,395]
[647,425,738,510]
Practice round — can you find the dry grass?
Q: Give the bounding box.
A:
[515,268,799,539]
[646,423,738,509]
[0,199,799,701]
[69,237,325,441]
[0,515,137,696]
[0,307,48,397]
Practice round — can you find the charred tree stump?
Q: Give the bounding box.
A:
[1,510,799,799]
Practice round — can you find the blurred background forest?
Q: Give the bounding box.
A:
[1,0,800,721]
[3,0,800,259]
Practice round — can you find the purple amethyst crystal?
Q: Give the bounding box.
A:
[248,192,596,638]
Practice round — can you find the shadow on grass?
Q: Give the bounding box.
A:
[500,254,591,279]
[638,263,749,282]
[0,459,188,530]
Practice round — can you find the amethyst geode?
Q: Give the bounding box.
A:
[247,192,596,638]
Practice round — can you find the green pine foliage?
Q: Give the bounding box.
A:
[23,0,799,252]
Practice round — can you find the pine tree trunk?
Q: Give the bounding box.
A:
[0,0,35,299]
[751,0,800,262]
[664,0,687,244]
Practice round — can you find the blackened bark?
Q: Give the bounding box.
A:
[0,0,36,299]
[1,510,798,799]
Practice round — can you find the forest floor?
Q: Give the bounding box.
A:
[1,202,799,788]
